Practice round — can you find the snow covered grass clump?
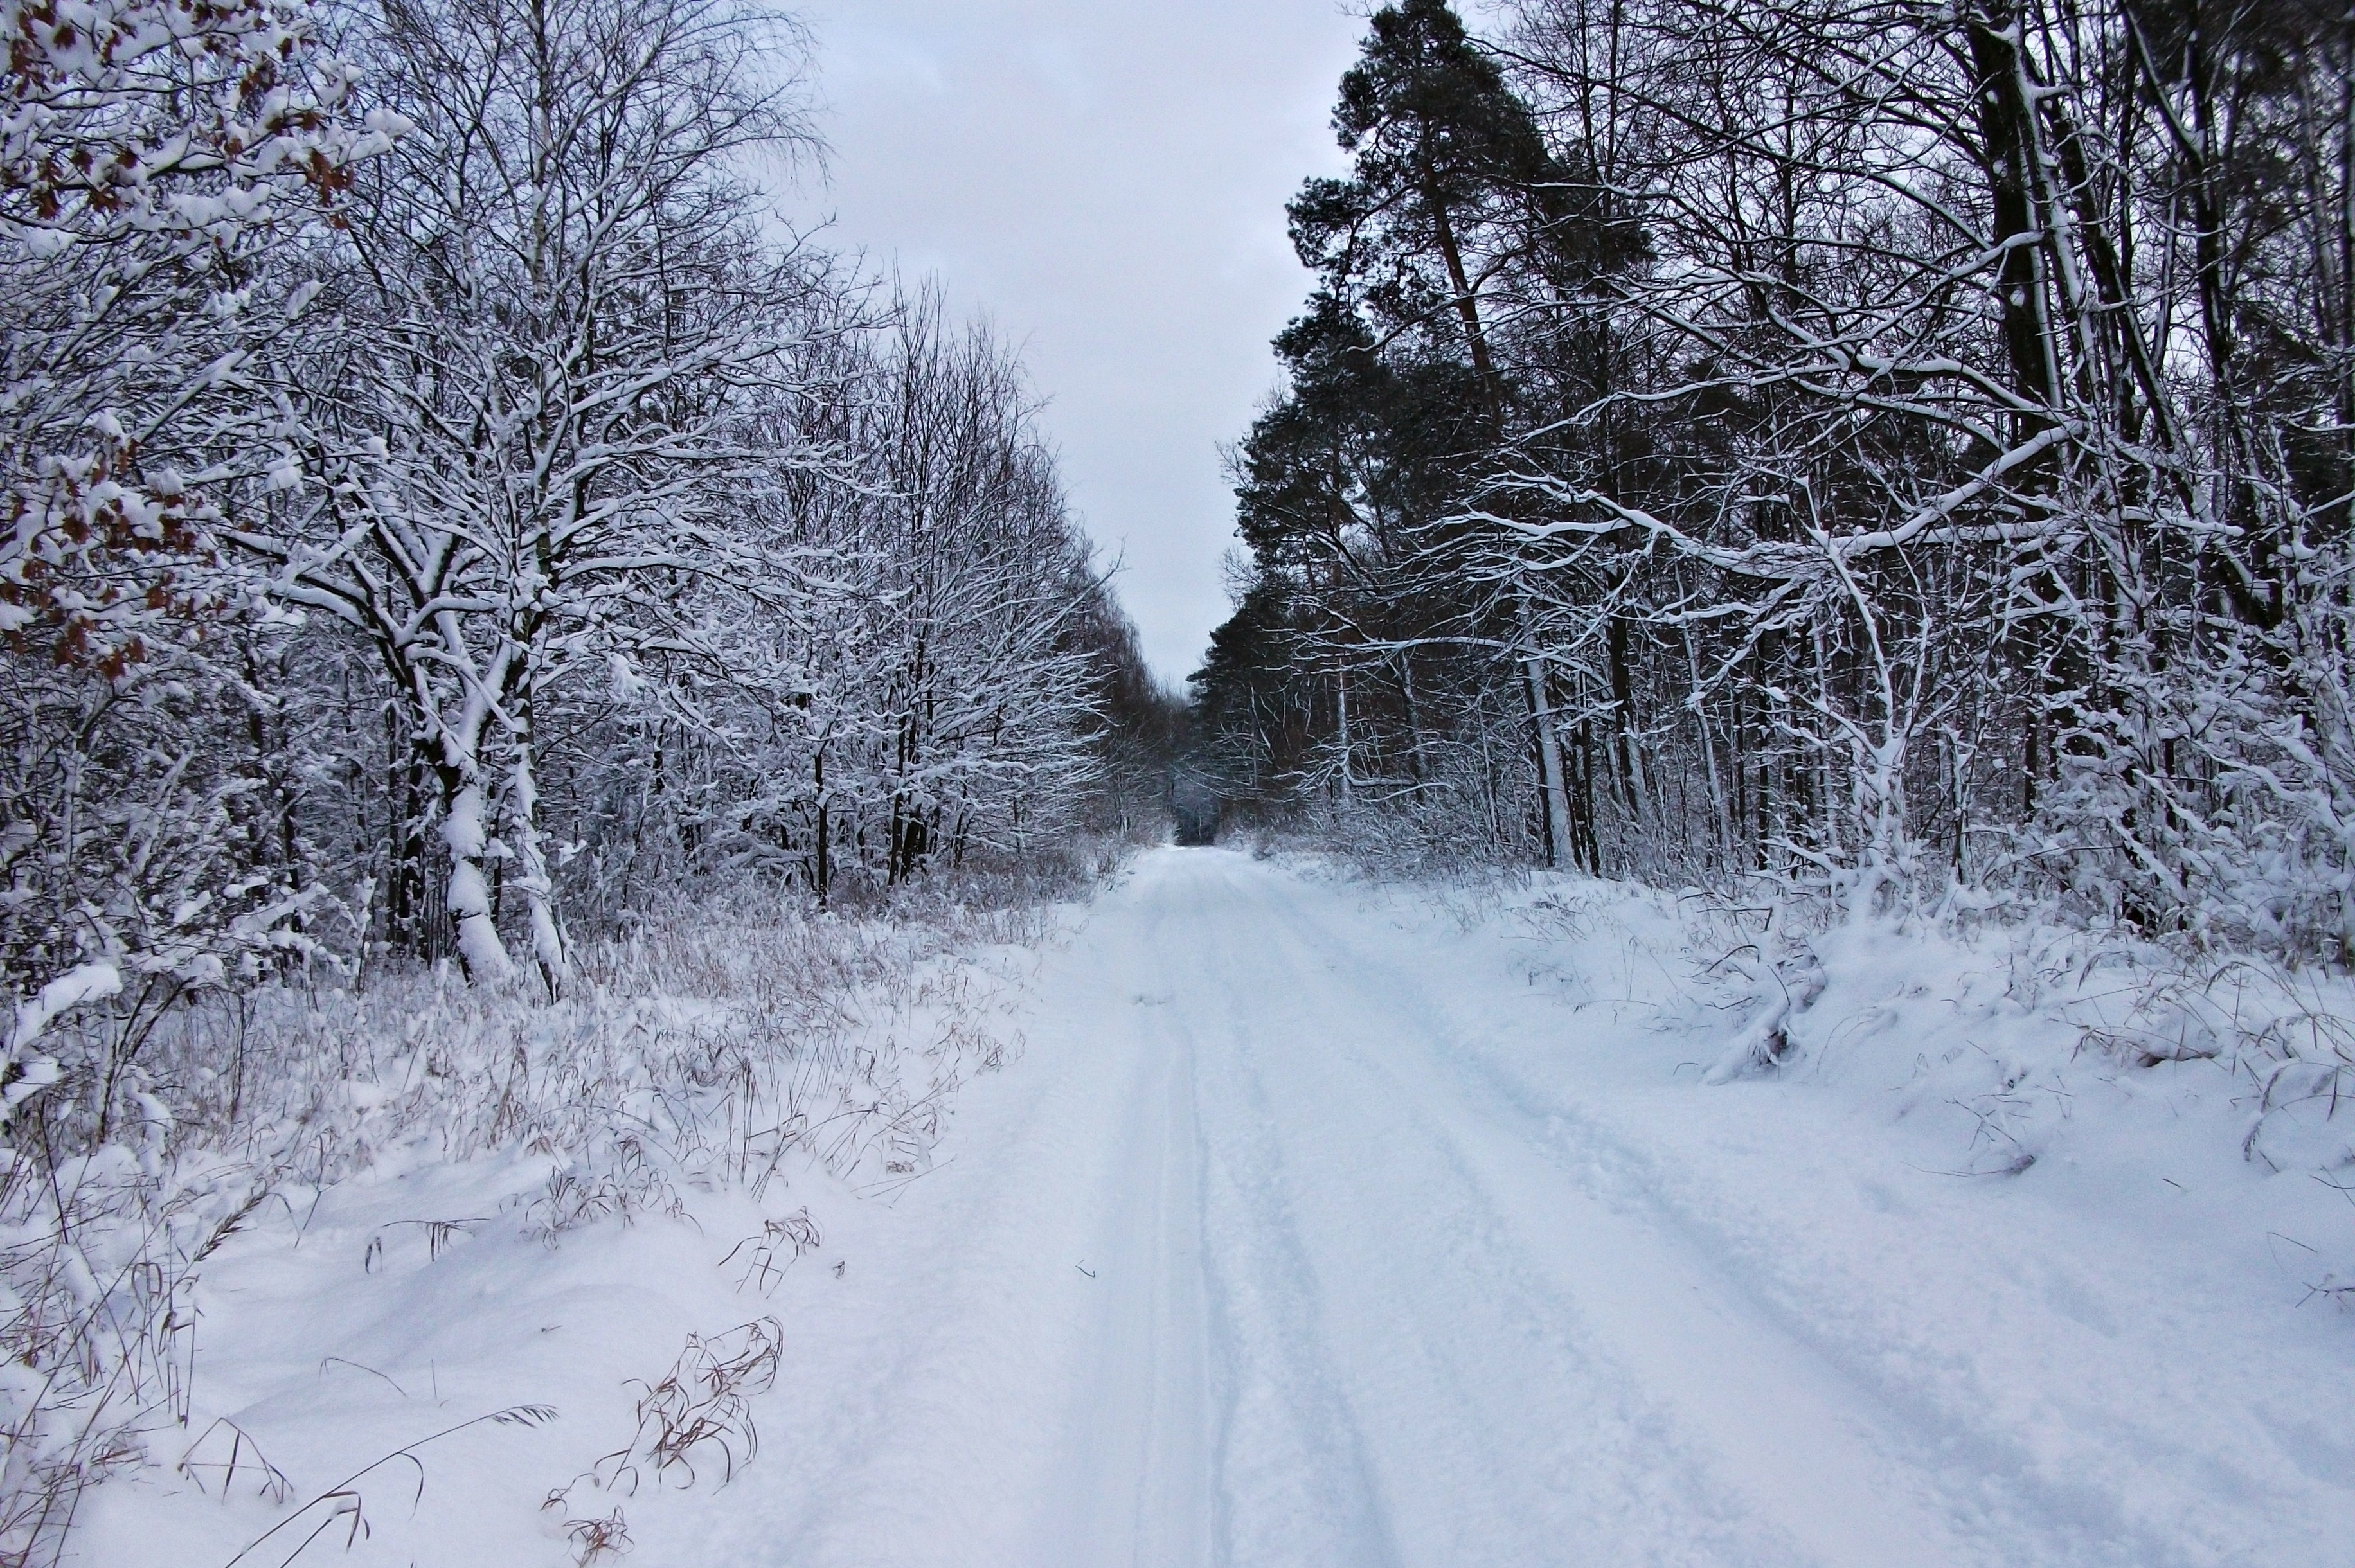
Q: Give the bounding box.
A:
[1467,875,2355,1301]
[1,890,1050,1567]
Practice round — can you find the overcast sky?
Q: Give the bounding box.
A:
[790,0,1370,688]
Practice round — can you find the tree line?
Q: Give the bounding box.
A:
[1192,0,2355,960]
[2,0,1165,1028]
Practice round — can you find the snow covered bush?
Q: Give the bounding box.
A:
[2,0,386,1066]
[0,885,1048,1564]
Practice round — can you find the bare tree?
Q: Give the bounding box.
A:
[235,0,828,986]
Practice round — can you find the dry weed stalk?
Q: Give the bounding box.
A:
[219,1405,557,1568]
[559,1504,632,1564]
[717,1211,821,1297]
[176,1420,292,1506]
[589,1319,782,1496]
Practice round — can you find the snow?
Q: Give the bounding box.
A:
[6,962,120,1057]
[78,849,2355,1565]
[4,961,120,1121]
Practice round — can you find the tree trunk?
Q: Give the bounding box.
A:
[1523,640,1573,871]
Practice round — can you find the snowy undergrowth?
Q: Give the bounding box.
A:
[1307,854,2355,1311]
[3,890,1055,1567]
[1126,850,2355,1557]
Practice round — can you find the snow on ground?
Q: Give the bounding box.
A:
[83,849,2355,1565]
[69,907,1050,1568]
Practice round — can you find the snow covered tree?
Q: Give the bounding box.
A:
[590,291,1113,904]
[1,0,386,1094]
[1208,0,2355,955]
[232,0,833,986]
[1203,0,1636,864]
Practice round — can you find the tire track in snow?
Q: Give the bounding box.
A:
[1183,878,1408,1568]
[671,850,2223,1567]
[1059,880,1215,1566]
[1174,857,1827,1566]
[1253,864,2217,1568]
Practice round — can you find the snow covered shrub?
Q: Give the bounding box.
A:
[0,887,1037,1564]
[0,0,389,1548]
[0,638,327,1015]
[0,1143,269,1565]
[1295,737,1543,883]
[2064,956,2355,1177]
[127,892,1034,1209]
[1,0,387,992]
[2011,512,2355,967]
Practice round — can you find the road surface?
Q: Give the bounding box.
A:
[667,848,2353,1567]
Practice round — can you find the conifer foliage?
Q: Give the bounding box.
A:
[1197,0,2355,957]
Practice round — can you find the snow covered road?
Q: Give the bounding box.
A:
[667,848,2355,1567]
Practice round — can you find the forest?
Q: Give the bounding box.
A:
[10,0,2355,1558]
[1,0,1173,1553]
[2,0,1178,997]
[1193,0,2355,965]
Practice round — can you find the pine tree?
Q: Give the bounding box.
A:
[1198,0,1626,861]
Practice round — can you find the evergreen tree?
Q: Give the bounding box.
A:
[1194,0,1628,860]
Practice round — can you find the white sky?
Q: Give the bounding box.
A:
[789,0,1368,688]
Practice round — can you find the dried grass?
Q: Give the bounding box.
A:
[0,879,1056,1567]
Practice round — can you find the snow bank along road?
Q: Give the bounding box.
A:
[670,848,2355,1568]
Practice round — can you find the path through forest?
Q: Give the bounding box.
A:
[665,849,2355,1567]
